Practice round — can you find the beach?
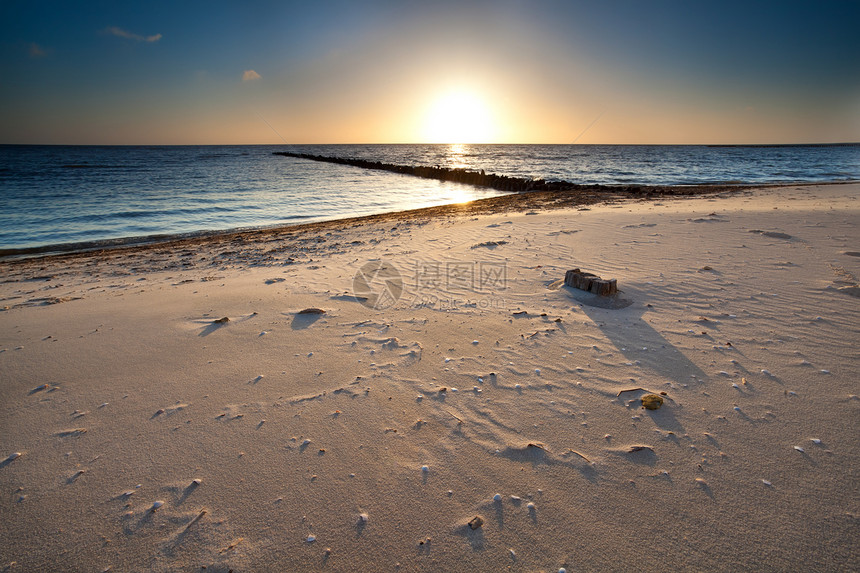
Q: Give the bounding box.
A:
[1,183,858,571]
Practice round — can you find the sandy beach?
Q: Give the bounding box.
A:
[1,183,858,572]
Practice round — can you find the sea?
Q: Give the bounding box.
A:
[1,144,857,254]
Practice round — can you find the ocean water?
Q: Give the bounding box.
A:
[1,144,857,253]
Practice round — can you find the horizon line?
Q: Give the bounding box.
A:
[2,141,858,147]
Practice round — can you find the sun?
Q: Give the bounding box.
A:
[422,90,495,144]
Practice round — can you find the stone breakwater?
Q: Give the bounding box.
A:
[273,151,718,196]
[274,151,569,192]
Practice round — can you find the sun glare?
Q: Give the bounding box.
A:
[423,90,495,144]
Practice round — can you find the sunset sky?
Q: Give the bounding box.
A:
[1,0,858,145]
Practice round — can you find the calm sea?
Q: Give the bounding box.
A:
[1,144,857,253]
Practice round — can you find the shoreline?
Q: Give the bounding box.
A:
[2,180,838,262]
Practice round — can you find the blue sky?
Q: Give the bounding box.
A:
[1,0,858,144]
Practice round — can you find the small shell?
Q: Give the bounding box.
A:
[150,500,164,512]
[761,479,773,487]
[811,438,821,445]
[5,452,22,462]
[794,446,805,453]
[421,465,429,473]
[527,502,535,510]
[306,534,316,543]
[493,493,502,502]
[357,513,369,524]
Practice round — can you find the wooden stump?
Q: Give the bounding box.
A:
[565,269,617,296]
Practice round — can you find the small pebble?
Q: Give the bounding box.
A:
[811,438,821,445]
[421,465,429,473]
[794,446,805,453]
[535,369,541,375]
[761,369,773,376]
[514,384,522,390]
[358,513,369,524]
[306,535,316,543]
[527,502,535,510]
[493,493,502,502]
[4,452,22,463]
[150,500,164,512]
[761,479,773,487]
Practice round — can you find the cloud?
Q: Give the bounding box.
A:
[28,43,48,58]
[242,70,262,82]
[105,26,162,43]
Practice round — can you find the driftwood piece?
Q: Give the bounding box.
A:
[564,269,617,296]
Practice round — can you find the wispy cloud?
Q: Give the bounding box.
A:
[242,70,262,82]
[104,26,162,43]
[28,43,48,58]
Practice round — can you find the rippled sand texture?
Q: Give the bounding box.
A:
[1,184,858,572]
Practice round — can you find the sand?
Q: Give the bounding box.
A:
[0,183,858,572]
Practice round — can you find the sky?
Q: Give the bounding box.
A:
[1,0,859,145]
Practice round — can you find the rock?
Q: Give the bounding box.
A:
[468,516,484,530]
[641,394,664,410]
